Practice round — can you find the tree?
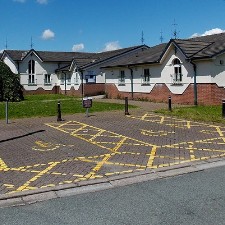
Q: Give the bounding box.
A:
[0,61,24,101]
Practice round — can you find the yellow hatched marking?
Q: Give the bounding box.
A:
[12,162,59,193]
[84,137,128,179]
[188,142,196,160]
[215,126,224,137]
[112,136,127,152]
[58,120,73,128]
[147,145,157,168]
[71,125,89,135]
[187,121,191,129]
[4,184,14,189]
[0,158,8,170]
[141,114,148,120]
[160,116,165,124]
[46,121,156,150]
[89,130,106,142]
[141,129,175,137]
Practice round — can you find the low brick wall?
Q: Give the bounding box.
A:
[23,84,106,98]
[105,83,225,105]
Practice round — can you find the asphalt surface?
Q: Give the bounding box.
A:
[1,99,225,206]
[1,163,225,225]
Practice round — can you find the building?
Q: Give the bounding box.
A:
[1,32,225,105]
[0,45,148,97]
[102,32,225,105]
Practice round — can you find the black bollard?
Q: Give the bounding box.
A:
[168,96,172,111]
[57,101,62,121]
[222,99,225,118]
[125,97,130,115]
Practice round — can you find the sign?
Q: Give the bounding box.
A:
[82,97,92,108]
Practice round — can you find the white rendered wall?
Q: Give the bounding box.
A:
[3,56,18,74]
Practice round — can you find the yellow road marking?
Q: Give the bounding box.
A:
[160,116,165,124]
[187,121,191,129]
[216,126,224,137]
[13,162,59,192]
[141,114,148,120]
[0,157,8,171]
[147,145,157,168]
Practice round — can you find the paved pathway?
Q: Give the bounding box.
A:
[0,100,225,197]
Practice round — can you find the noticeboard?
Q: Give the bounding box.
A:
[82,97,92,108]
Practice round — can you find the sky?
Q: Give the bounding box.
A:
[1,0,225,53]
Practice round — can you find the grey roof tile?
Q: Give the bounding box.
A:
[2,45,147,68]
[101,43,167,68]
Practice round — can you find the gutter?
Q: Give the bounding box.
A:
[190,61,198,106]
[78,68,84,98]
[128,66,134,99]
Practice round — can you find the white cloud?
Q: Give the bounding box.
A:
[13,0,26,3]
[13,0,48,3]
[103,41,121,52]
[41,29,55,40]
[0,50,4,53]
[36,0,48,4]
[190,28,225,38]
[72,43,84,52]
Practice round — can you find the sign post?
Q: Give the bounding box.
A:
[82,97,92,117]
[5,99,9,124]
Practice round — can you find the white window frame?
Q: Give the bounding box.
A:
[44,74,51,85]
[118,70,125,85]
[142,68,150,85]
[28,59,36,85]
[74,72,79,85]
[171,58,182,85]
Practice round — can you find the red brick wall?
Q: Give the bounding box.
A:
[105,83,225,105]
[82,83,105,96]
[23,87,58,95]
[23,84,105,97]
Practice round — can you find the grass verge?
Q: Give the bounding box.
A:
[0,94,136,120]
[155,105,224,124]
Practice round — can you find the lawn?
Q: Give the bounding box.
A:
[155,105,225,124]
[0,94,135,120]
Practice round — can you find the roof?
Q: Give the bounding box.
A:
[1,49,97,63]
[101,43,167,68]
[1,45,148,69]
[173,32,225,59]
[79,45,149,69]
[102,32,225,68]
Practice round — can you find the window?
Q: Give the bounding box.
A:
[85,71,96,83]
[28,60,35,85]
[28,74,35,84]
[74,72,79,85]
[118,70,125,85]
[28,60,35,74]
[172,58,182,85]
[44,74,51,85]
[67,75,71,85]
[142,68,150,85]
[60,74,64,85]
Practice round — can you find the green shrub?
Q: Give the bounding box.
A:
[0,62,24,102]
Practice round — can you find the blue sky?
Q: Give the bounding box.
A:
[1,0,225,52]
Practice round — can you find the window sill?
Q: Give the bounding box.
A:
[141,83,151,86]
[44,83,52,86]
[28,84,37,86]
[171,83,183,86]
[118,83,126,86]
